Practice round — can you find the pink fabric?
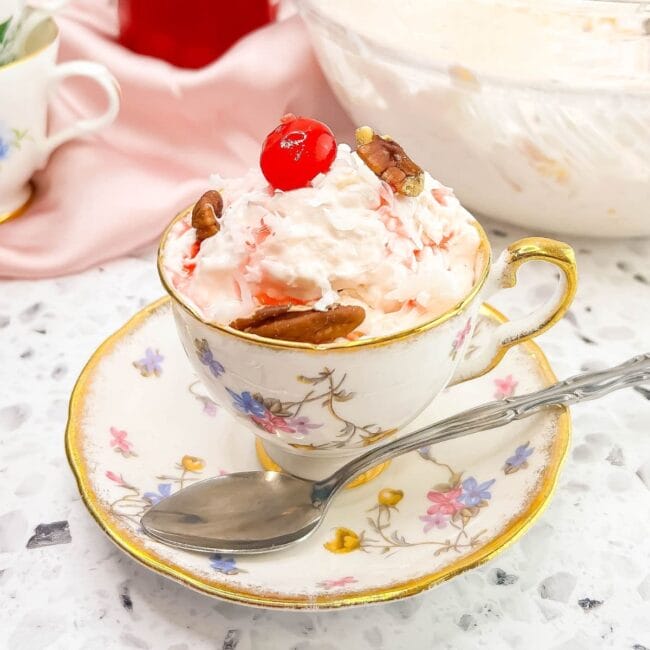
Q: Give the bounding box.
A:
[0,1,353,278]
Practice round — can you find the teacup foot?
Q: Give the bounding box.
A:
[0,181,35,225]
[255,439,390,488]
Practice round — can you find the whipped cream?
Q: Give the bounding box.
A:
[163,145,483,339]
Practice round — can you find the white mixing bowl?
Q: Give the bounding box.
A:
[298,0,650,238]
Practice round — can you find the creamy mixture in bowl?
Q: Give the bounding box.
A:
[298,0,650,238]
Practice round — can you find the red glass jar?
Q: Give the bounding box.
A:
[118,1,276,69]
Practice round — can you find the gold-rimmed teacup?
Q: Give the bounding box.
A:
[159,206,576,480]
[0,18,120,220]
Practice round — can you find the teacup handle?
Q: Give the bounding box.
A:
[452,237,577,384]
[40,60,120,163]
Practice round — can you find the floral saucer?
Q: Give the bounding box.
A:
[66,298,570,609]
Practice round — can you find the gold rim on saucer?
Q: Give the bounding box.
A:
[0,181,35,225]
[65,297,570,610]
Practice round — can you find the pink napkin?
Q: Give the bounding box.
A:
[0,1,353,278]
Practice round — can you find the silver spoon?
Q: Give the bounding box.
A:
[141,354,650,554]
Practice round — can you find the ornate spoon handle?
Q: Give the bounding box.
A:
[315,354,650,500]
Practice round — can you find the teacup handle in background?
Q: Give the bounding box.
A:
[39,60,120,164]
[452,237,577,384]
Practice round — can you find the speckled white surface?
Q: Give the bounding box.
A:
[0,221,649,650]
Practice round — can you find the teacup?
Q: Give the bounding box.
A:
[159,208,577,480]
[0,18,119,219]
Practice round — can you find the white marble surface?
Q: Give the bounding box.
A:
[0,221,649,650]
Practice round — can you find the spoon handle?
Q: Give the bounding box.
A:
[314,353,650,499]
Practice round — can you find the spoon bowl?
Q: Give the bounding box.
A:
[141,471,322,553]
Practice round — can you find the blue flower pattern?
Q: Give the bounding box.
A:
[194,338,225,378]
[0,136,9,161]
[504,442,534,474]
[133,348,164,377]
[459,477,496,506]
[506,442,533,467]
[226,388,266,417]
[0,124,28,162]
[143,483,172,505]
[210,553,241,575]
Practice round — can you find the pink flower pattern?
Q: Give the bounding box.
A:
[494,375,518,399]
[199,396,218,417]
[317,576,358,590]
[251,412,296,435]
[110,427,136,458]
[285,416,322,435]
[106,470,130,488]
[450,319,472,359]
[419,513,449,532]
[426,486,463,515]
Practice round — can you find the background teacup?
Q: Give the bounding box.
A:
[0,0,66,64]
[0,18,120,218]
[160,211,577,481]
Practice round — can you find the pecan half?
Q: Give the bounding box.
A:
[229,305,291,331]
[355,127,424,197]
[230,305,366,344]
[192,190,223,242]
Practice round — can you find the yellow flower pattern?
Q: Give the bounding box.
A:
[377,488,403,507]
[324,528,361,554]
[181,455,205,473]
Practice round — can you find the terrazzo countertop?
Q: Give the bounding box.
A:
[1,221,649,650]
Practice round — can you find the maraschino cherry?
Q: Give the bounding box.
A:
[260,115,337,191]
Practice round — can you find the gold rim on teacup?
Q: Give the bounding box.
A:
[158,204,493,351]
[158,204,576,363]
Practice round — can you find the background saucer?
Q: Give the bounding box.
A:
[66,298,569,609]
